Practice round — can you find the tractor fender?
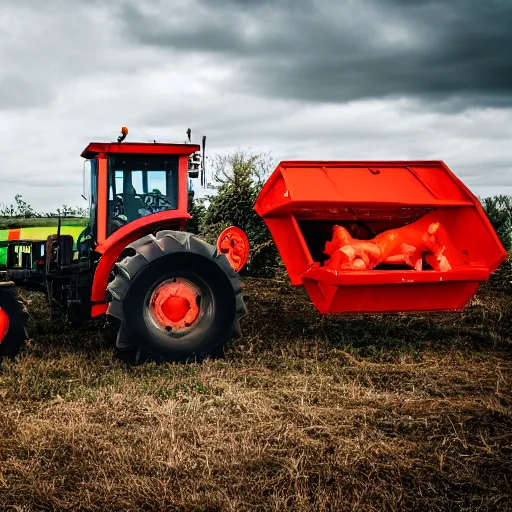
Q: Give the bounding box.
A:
[90,211,190,317]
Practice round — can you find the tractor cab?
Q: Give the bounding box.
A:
[80,127,203,254]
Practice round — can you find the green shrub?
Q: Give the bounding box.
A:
[487,250,512,292]
[185,201,206,235]
[480,195,512,251]
[479,195,512,291]
[198,150,280,277]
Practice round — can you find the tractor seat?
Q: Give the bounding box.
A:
[121,193,147,221]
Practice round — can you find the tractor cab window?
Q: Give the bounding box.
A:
[107,154,179,236]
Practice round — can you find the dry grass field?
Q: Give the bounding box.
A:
[0,276,511,511]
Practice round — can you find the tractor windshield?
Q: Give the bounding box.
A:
[107,154,179,235]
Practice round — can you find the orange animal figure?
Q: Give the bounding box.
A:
[325,227,381,270]
[324,214,452,272]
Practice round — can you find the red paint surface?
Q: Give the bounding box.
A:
[96,157,108,244]
[91,210,191,316]
[81,142,200,159]
[0,308,9,343]
[7,229,21,241]
[254,160,507,314]
[217,226,250,272]
[150,279,199,330]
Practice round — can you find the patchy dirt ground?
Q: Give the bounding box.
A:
[0,277,511,511]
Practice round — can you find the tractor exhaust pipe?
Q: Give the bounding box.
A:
[201,136,206,188]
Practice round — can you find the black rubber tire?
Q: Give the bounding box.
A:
[0,283,28,364]
[106,231,247,364]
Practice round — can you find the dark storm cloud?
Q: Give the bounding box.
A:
[0,0,165,113]
[120,0,512,107]
[1,0,511,211]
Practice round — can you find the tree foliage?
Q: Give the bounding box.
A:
[480,195,512,290]
[480,195,512,251]
[0,195,37,218]
[0,195,88,219]
[184,201,207,235]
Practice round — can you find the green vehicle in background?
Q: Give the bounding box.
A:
[0,217,89,271]
[0,217,90,362]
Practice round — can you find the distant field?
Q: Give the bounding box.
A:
[0,277,511,511]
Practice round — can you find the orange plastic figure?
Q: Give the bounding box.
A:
[324,216,452,272]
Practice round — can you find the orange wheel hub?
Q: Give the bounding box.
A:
[0,308,9,344]
[217,226,250,272]
[149,278,201,332]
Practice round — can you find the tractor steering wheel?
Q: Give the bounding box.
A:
[142,193,173,211]
[142,194,157,212]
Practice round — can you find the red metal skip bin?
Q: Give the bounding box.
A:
[254,161,507,314]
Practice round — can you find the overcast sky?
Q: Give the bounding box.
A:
[1,0,511,212]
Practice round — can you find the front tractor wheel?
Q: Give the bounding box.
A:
[106,231,247,364]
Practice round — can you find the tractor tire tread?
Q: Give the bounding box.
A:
[106,230,246,364]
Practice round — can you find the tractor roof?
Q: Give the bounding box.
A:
[81,142,200,159]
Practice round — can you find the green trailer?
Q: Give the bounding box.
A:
[0,218,88,270]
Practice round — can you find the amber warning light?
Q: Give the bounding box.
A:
[118,126,129,143]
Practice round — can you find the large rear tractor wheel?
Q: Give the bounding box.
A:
[106,231,247,364]
[0,282,29,365]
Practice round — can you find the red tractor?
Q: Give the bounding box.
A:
[0,128,247,364]
[0,128,507,365]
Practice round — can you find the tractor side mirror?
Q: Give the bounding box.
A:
[83,160,92,201]
[188,152,201,179]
